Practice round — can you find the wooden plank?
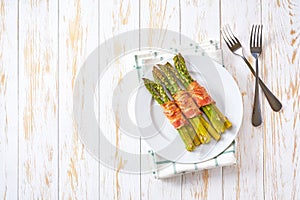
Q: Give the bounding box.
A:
[18,0,58,198]
[220,0,264,199]
[181,0,220,42]
[140,0,180,49]
[58,0,99,199]
[98,0,140,199]
[262,1,300,199]
[180,0,223,199]
[140,1,182,199]
[0,1,18,199]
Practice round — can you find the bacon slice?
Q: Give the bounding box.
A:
[161,101,188,129]
[173,90,202,119]
[188,81,214,107]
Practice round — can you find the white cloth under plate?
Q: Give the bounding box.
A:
[149,141,236,179]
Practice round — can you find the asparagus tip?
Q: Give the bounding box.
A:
[152,66,161,76]
[177,53,183,58]
[157,64,166,71]
[165,62,173,67]
[153,65,159,71]
[142,78,152,84]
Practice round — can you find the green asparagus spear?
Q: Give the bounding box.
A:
[163,62,223,138]
[173,54,194,83]
[143,78,195,151]
[157,64,181,93]
[177,126,195,151]
[164,62,190,88]
[153,66,210,144]
[164,61,222,138]
[211,103,232,129]
[143,78,167,104]
[173,53,232,133]
[152,66,178,95]
[199,115,220,141]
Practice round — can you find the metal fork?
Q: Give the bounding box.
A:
[221,25,282,113]
[250,25,263,126]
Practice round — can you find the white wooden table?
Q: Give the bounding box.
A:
[0,0,299,199]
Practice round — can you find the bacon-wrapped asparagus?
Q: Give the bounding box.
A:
[173,53,232,134]
[161,63,223,140]
[153,66,212,143]
[163,63,221,140]
[143,78,198,151]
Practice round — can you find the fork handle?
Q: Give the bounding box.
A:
[252,58,262,126]
[242,56,282,112]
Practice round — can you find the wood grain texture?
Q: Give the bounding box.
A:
[58,0,99,199]
[140,1,182,199]
[99,0,140,199]
[262,1,300,199]
[1,1,300,199]
[0,1,18,199]
[19,0,58,198]
[140,0,180,48]
[180,0,223,199]
[181,0,220,42]
[220,0,264,199]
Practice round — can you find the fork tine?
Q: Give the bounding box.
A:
[221,27,230,42]
[257,25,261,47]
[225,25,236,44]
[221,30,232,49]
[255,25,259,47]
[224,25,235,46]
[260,25,263,47]
[250,25,255,47]
[221,26,233,47]
[226,25,239,44]
[253,25,257,47]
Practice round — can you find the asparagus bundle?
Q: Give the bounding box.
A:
[173,53,232,133]
[153,66,212,143]
[159,63,221,141]
[143,78,199,152]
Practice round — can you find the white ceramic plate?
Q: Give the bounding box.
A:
[135,55,243,163]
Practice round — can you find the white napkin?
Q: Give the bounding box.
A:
[149,141,236,179]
